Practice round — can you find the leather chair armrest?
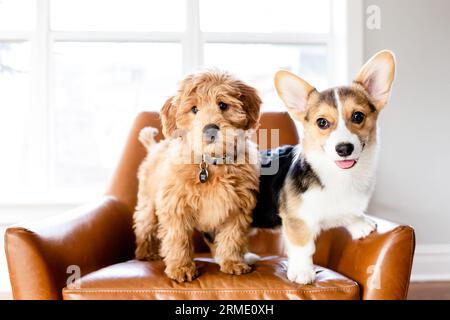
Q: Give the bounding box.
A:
[4,196,135,300]
[315,216,415,300]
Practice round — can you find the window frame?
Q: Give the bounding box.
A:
[0,0,363,220]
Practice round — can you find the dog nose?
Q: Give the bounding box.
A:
[335,143,354,157]
[203,124,220,143]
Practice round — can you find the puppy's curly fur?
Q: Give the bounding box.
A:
[133,70,261,282]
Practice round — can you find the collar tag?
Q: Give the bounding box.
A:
[199,155,208,183]
[199,167,208,183]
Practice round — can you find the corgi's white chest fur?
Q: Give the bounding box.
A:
[297,174,372,232]
[295,143,378,233]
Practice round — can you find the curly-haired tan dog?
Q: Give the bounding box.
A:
[133,70,261,282]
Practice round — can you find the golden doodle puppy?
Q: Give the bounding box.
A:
[133,70,261,282]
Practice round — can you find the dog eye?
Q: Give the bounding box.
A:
[316,118,330,130]
[218,102,228,111]
[191,106,198,114]
[351,111,365,124]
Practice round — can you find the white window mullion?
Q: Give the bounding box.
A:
[203,32,330,45]
[345,0,364,80]
[52,31,183,43]
[26,0,50,196]
[329,0,364,86]
[183,0,202,74]
[0,31,30,41]
[327,0,337,87]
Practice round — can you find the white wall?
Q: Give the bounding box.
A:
[364,0,450,277]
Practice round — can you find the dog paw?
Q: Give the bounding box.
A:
[220,261,252,275]
[287,266,316,284]
[165,262,198,282]
[347,217,377,240]
[138,127,158,148]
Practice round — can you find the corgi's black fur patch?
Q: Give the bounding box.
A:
[289,157,322,194]
[251,146,321,228]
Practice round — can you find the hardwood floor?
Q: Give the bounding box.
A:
[408,281,450,300]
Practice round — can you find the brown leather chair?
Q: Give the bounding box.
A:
[4,112,415,300]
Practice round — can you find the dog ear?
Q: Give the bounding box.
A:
[354,50,396,110]
[274,70,316,121]
[237,81,262,130]
[160,96,177,138]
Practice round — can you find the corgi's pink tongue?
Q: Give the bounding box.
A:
[335,160,356,169]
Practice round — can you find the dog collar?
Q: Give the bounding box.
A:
[203,154,233,165]
[198,154,233,183]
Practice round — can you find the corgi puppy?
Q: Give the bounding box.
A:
[252,50,396,284]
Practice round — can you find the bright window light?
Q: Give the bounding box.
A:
[0,0,35,31]
[0,42,31,198]
[50,0,185,32]
[200,0,330,33]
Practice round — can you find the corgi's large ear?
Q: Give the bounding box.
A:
[354,50,396,110]
[274,70,316,120]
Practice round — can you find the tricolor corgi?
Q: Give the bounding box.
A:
[252,50,396,284]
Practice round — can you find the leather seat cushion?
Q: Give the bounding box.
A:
[63,254,360,300]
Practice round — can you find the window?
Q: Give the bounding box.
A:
[0,0,360,211]
[0,0,34,207]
